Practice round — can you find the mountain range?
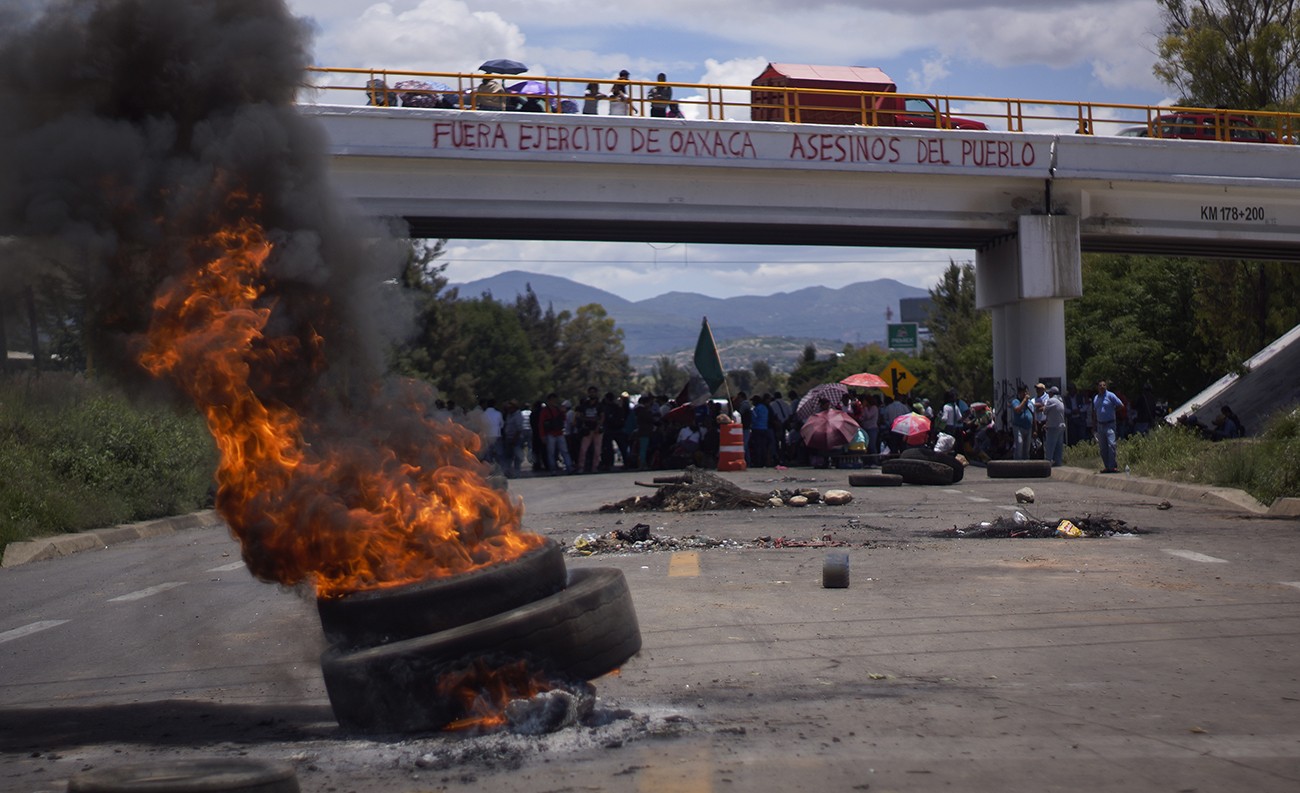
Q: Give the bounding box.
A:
[453,270,929,365]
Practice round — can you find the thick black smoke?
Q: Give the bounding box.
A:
[0,0,405,399]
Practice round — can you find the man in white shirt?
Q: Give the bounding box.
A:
[481,398,504,466]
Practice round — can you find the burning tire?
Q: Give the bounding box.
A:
[847,472,903,487]
[317,538,566,648]
[902,447,965,483]
[320,567,641,734]
[986,459,1053,479]
[67,759,298,793]
[881,458,954,486]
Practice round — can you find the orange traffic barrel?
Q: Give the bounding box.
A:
[717,422,747,472]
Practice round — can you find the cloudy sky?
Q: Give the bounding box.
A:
[288,0,1175,301]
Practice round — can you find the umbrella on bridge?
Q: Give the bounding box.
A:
[839,372,889,389]
[800,410,860,452]
[394,80,454,108]
[479,58,528,75]
[796,382,849,422]
[507,80,553,96]
[891,412,932,446]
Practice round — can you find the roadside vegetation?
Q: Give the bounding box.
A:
[1063,405,1300,506]
[0,374,216,549]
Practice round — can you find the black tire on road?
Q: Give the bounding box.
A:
[986,459,1053,479]
[67,759,299,793]
[901,447,965,483]
[881,458,954,486]
[822,553,850,588]
[321,567,642,734]
[847,472,904,487]
[317,538,567,649]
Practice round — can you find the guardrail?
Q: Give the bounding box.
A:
[304,66,1299,144]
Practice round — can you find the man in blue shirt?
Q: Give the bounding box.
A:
[1092,379,1125,473]
[1011,385,1036,460]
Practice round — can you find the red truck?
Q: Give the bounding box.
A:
[750,62,988,130]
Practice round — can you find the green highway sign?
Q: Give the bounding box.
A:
[887,322,918,351]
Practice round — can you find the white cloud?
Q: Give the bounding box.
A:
[315,0,526,72]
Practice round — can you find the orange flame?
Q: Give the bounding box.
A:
[138,213,543,596]
[437,658,556,733]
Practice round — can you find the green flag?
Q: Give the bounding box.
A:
[693,317,726,394]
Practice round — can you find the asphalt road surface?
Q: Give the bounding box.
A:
[2,466,1298,792]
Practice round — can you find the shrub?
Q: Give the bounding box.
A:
[0,374,216,548]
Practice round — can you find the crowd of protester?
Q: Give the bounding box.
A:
[429,376,1219,477]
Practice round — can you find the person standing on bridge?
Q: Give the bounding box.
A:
[474,74,507,111]
[609,70,636,116]
[582,82,606,115]
[648,73,673,118]
[1092,380,1124,473]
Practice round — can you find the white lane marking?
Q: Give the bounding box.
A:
[967,496,992,503]
[1163,549,1229,564]
[943,489,963,495]
[0,620,70,645]
[108,582,186,602]
[1281,582,1300,591]
[206,561,245,572]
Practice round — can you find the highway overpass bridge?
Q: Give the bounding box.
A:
[302,104,1300,403]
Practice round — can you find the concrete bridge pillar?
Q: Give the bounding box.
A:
[976,215,1082,417]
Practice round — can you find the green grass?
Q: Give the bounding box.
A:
[0,374,217,549]
[1063,404,1300,506]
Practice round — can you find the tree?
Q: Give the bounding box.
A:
[512,284,564,380]
[1189,259,1300,373]
[552,304,632,397]
[1066,253,1206,400]
[921,260,992,402]
[446,298,545,404]
[388,239,463,388]
[1155,0,1300,110]
[649,355,688,396]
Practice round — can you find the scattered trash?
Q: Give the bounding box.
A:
[1015,487,1035,504]
[567,528,745,556]
[599,467,771,513]
[1157,500,1172,510]
[936,514,1146,539]
[1055,519,1084,538]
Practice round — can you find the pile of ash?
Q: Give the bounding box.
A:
[568,522,746,556]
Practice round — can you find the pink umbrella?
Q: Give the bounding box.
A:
[891,412,932,446]
[800,410,861,451]
[839,372,889,389]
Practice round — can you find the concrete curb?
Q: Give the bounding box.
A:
[1046,466,1277,515]
[1,510,225,568]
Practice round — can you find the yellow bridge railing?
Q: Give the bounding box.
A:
[304,66,1299,145]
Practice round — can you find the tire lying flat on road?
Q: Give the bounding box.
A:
[317,538,567,649]
[881,457,954,486]
[321,567,642,734]
[847,472,904,487]
[985,459,1053,479]
[67,759,299,793]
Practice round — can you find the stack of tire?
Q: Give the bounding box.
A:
[850,447,965,486]
[316,539,641,733]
